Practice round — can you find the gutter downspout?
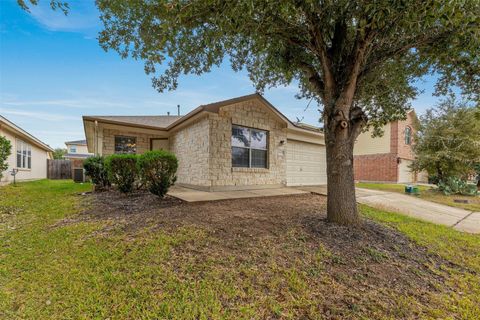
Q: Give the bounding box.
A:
[94,120,98,156]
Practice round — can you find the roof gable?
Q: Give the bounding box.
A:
[0,115,53,152]
[82,93,323,135]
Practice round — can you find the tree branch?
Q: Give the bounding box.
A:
[298,61,325,97]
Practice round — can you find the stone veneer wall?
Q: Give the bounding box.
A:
[208,100,287,189]
[353,153,398,182]
[102,128,166,156]
[169,116,211,187]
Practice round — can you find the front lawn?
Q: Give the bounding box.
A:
[357,182,480,211]
[1,180,479,319]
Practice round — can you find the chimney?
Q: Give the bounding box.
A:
[177,104,180,116]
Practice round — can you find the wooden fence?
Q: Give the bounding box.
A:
[47,159,72,180]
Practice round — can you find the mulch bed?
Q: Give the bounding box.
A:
[64,189,461,318]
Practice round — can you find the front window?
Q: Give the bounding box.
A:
[16,140,32,169]
[115,136,137,154]
[231,125,268,168]
[69,146,77,153]
[405,126,412,145]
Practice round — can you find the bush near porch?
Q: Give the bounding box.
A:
[85,151,178,197]
[1,180,479,319]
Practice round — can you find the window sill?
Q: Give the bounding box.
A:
[232,167,269,173]
[16,168,31,172]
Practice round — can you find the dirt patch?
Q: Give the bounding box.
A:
[68,190,460,318]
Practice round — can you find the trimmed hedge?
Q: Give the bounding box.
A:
[83,156,110,190]
[138,150,178,197]
[105,154,139,193]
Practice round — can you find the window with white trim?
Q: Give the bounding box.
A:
[16,140,32,169]
[405,126,412,145]
[231,125,268,168]
[69,145,77,153]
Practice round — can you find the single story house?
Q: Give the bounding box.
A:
[83,93,327,191]
[353,110,427,183]
[0,115,53,185]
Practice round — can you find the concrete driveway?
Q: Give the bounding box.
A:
[298,186,480,234]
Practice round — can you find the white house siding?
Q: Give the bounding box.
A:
[286,139,327,186]
[66,144,90,155]
[353,123,391,155]
[0,128,50,184]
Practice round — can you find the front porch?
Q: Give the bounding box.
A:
[168,185,309,202]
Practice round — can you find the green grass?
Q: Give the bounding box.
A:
[357,182,480,211]
[361,205,480,318]
[1,180,479,319]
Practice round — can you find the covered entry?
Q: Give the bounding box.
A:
[286,139,327,186]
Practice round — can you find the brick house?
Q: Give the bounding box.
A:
[83,94,327,191]
[353,110,426,183]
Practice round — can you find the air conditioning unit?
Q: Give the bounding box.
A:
[73,168,85,183]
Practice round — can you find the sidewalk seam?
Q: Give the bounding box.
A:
[452,211,475,227]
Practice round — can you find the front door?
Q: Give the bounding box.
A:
[150,138,169,151]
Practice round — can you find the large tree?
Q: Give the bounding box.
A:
[21,0,480,224]
[412,97,480,182]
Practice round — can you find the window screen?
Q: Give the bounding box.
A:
[115,136,137,154]
[16,140,31,169]
[231,125,268,168]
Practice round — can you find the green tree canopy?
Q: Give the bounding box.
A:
[52,148,67,160]
[20,0,480,224]
[412,97,480,181]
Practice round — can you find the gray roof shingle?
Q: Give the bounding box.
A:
[84,115,182,129]
[65,139,87,145]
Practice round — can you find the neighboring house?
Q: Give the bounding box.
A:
[64,139,93,160]
[83,93,327,191]
[0,115,53,185]
[353,110,426,183]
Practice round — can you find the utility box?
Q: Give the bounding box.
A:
[73,168,85,183]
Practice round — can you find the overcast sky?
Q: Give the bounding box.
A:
[1,0,442,148]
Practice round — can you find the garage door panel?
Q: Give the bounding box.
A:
[286,139,327,186]
[398,159,414,183]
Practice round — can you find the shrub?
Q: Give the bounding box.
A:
[105,154,138,193]
[0,136,12,180]
[138,150,178,197]
[83,156,110,190]
[438,177,478,196]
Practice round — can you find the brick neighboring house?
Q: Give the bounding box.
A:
[353,110,426,183]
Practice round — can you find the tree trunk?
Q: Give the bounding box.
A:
[323,96,363,225]
[325,130,359,225]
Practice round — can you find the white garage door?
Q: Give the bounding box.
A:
[286,139,327,186]
[398,159,414,183]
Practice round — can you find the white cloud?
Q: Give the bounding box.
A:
[28,1,100,35]
[1,98,133,109]
[0,108,78,121]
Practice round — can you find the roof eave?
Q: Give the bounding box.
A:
[0,116,54,152]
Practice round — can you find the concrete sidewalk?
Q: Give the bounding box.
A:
[168,186,309,202]
[298,186,480,234]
